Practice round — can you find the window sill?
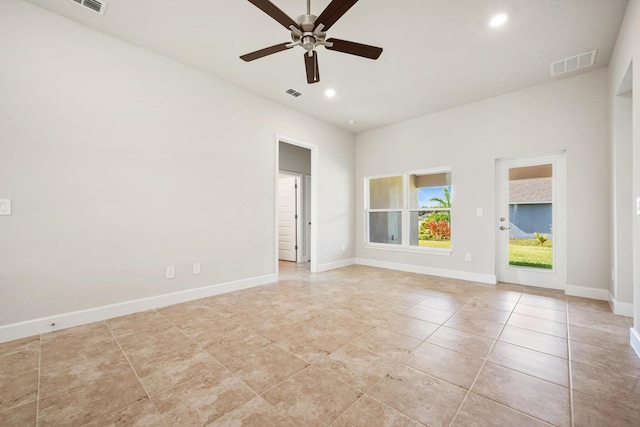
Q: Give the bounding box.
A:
[365,244,452,256]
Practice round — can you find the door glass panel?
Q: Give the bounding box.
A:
[508,164,553,269]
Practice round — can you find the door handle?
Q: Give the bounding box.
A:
[500,226,511,231]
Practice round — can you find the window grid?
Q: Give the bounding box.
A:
[366,170,452,252]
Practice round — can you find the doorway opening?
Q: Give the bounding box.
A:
[496,152,567,290]
[276,137,318,274]
[612,61,634,315]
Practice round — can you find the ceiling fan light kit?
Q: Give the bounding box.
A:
[241,0,383,84]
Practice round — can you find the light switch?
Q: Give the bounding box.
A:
[476,208,483,217]
[637,197,640,216]
[0,199,11,215]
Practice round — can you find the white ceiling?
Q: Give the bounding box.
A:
[22,0,629,133]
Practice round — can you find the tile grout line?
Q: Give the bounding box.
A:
[447,292,523,426]
[326,386,367,426]
[105,317,169,427]
[35,333,42,427]
[326,339,425,426]
[566,300,575,427]
[155,303,286,403]
[323,347,431,427]
[336,392,428,427]
[359,292,554,426]
[334,295,471,426]
[266,294,438,426]
[396,292,522,426]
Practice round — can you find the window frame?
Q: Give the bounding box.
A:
[365,167,452,255]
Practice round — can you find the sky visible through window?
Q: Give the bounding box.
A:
[419,185,451,208]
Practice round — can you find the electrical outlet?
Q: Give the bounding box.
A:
[193,263,201,274]
[166,266,175,279]
[341,244,346,252]
[465,253,472,262]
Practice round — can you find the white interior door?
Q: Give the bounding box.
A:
[278,174,298,262]
[496,152,567,290]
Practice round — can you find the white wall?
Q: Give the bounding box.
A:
[0,0,355,329]
[356,68,610,293]
[608,0,640,349]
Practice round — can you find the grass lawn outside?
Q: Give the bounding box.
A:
[418,240,451,249]
[509,239,552,269]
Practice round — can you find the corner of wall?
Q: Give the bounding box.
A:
[608,292,636,317]
[631,327,640,358]
[316,258,356,272]
[564,285,609,301]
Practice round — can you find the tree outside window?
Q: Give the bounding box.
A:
[409,172,451,249]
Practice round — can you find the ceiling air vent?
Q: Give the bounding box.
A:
[284,88,303,98]
[69,0,107,15]
[550,50,596,77]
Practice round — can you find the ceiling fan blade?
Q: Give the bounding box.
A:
[247,0,299,30]
[325,38,383,59]
[304,51,320,84]
[314,0,359,31]
[240,43,291,62]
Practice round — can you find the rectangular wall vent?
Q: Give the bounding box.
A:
[550,50,596,77]
[284,88,303,98]
[69,0,107,15]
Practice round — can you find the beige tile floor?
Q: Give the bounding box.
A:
[1,262,639,426]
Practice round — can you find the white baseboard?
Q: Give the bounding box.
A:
[564,285,609,301]
[631,328,640,359]
[608,292,635,317]
[355,258,497,285]
[316,258,356,272]
[0,273,277,344]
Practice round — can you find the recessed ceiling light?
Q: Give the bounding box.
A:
[489,13,508,27]
[348,120,356,125]
[325,88,336,98]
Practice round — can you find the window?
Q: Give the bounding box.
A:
[409,172,451,249]
[366,170,452,251]
[368,176,403,245]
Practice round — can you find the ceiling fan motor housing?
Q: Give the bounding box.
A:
[298,14,316,31]
[291,14,327,51]
[301,35,315,51]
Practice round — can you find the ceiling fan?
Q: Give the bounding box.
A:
[240,0,383,84]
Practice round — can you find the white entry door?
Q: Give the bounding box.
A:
[496,152,567,290]
[278,175,299,261]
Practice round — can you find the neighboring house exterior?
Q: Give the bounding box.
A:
[509,177,553,239]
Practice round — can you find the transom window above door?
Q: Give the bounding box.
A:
[365,169,452,253]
